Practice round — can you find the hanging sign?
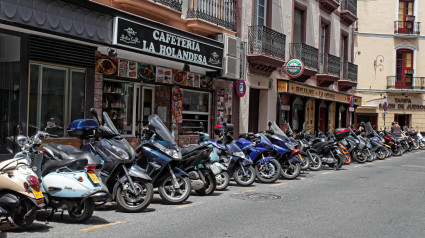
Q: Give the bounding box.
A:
[349,96,355,107]
[172,87,183,124]
[383,102,388,111]
[284,59,304,78]
[113,17,223,69]
[235,80,246,97]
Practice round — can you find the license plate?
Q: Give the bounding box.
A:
[88,172,100,183]
[31,187,43,199]
[210,163,222,175]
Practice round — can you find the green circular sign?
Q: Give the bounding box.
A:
[284,59,304,78]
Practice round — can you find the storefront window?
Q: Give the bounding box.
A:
[28,63,86,137]
[103,79,134,136]
[181,89,210,135]
[0,33,21,154]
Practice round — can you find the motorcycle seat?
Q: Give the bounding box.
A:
[396,137,405,142]
[42,158,88,176]
[45,143,98,165]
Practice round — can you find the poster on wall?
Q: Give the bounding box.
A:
[193,74,200,88]
[118,59,129,77]
[186,72,194,87]
[96,54,118,75]
[156,67,172,84]
[200,75,213,89]
[172,69,187,86]
[128,60,138,79]
[217,88,225,124]
[172,87,183,124]
[138,63,156,81]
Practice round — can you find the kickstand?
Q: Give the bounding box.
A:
[8,217,15,226]
[45,209,55,224]
[61,211,64,220]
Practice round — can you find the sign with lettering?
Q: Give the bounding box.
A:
[236,80,246,97]
[379,97,425,111]
[113,17,223,69]
[284,59,304,78]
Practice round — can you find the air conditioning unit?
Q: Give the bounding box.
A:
[405,69,414,74]
[406,16,415,21]
[216,34,244,79]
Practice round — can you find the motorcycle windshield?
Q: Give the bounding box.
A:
[271,122,290,140]
[226,141,243,153]
[365,122,374,136]
[148,115,178,149]
[258,133,274,146]
[103,112,136,159]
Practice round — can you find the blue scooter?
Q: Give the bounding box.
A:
[17,131,110,222]
[263,122,301,179]
[209,123,255,186]
[236,133,281,183]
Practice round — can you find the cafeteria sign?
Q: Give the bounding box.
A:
[284,59,304,78]
[113,17,223,69]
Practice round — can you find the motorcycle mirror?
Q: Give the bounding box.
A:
[268,121,272,130]
[90,108,101,124]
[16,135,27,147]
[172,124,177,131]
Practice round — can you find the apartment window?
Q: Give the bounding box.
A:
[319,23,330,73]
[254,0,267,26]
[398,0,415,33]
[396,49,414,89]
[28,63,86,137]
[293,9,305,43]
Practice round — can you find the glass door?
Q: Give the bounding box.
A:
[136,85,154,136]
[398,0,414,33]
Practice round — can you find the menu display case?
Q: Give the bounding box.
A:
[180,89,210,135]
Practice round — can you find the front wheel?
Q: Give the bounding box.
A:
[308,153,322,171]
[68,198,95,222]
[194,169,216,196]
[281,162,301,180]
[116,179,153,212]
[233,165,256,186]
[392,146,402,156]
[376,150,385,160]
[159,176,191,204]
[299,154,310,170]
[352,150,367,163]
[255,158,281,183]
[215,171,230,191]
[13,199,36,227]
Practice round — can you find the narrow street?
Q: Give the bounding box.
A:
[3,151,425,238]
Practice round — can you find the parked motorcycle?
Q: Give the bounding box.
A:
[78,109,154,212]
[135,115,191,204]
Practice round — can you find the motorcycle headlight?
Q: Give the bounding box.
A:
[285,142,295,150]
[152,140,182,160]
[232,152,245,159]
[111,145,129,160]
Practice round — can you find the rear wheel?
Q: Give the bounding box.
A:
[116,179,153,212]
[234,165,256,186]
[281,162,301,180]
[13,199,36,227]
[68,198,95,222]
[308,153,322,171]
[195,169,216,196]
[255,158,281,183]
[159,176,191,204]
[215,171,230,190]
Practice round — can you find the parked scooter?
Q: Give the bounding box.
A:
[0,137,45,227]
[17,131,109,222]
[79,109,154,212]
[135,115,191,204]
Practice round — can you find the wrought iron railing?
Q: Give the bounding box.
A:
[347,62,358,82]
[153,0,183,12]
[327,54,340,76]
[341,0,357,16]
[289,43,319,71]
[394,21,420,35]
[187,0,236,31]
[387,76,424,90]
[340,61,348,79]
[248,25,286,60]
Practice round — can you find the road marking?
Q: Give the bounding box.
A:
[271,182,287,187]
[321,172,332,175]
[353,165,361,168]
[299,177,305,180]
[176,204,191,209]
[80,221,123,232]
[233,189,255,194]
[387,159,392,161]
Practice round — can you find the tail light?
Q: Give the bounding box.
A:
[291,149,300,156]
[27,175,39,186]
[86,165,96,171]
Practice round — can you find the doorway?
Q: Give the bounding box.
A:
[319,107,326,132]
[248,88,260,133]
[394,114,411,129]
[136,85,154,136]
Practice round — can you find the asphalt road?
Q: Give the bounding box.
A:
[3,150,425,238]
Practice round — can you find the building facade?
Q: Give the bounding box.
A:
[355,0,425,130]
[239,0,360,133]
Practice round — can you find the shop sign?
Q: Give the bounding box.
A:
[284,59,304,78]
[379,97,425,111]
[113,17,223,69]
[383,102,388,111]
[281,105,290,111]
[236,81,246,97]
[278,81,362,105]
[349,107,354,112]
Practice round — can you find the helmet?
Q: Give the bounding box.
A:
[392,121,398,126]
[359,121,365,127]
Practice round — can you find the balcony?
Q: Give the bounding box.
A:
[317,53,340,87]
[338,61,358,91]
[247,25,286,76]
[394,21,421,37]
[340,0,357,26]
[318,0,340,15]
[387,76,425,90]
[107,0,184,25]
[289,43,319,81]
[187,0,237,36]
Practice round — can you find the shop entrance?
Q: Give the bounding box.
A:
[356,114,378,129]
[319,107,326,132]
[136,86,154,135]
[248,88,260,133]
[394,114,411,129]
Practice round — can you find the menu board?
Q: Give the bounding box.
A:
[186,72,194,87]
[200,75,213,89]
[216,89,232,125]
[194,73,200,88]
[137,63,156,81]
[96,55,118,75]
[172,69,187,86]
